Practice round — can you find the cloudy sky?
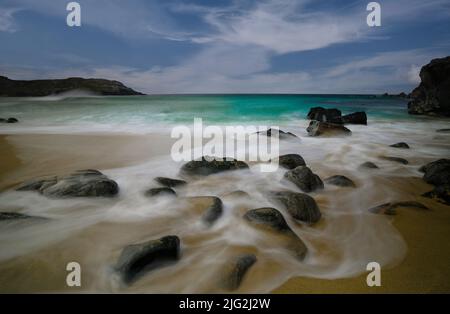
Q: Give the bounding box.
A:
[0,0,449,94]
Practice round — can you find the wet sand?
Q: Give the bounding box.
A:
[1,133,450,293]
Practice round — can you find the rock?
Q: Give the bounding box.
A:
[0,212,34,221]
[380,156,409,165]
[220,254,257,291]
[324,175,356,188]
[275,154,306,170]
[390,142,410,149]
[270,191,321,223]
[222,190,250,198]
[202,197,223,225]
[180,156,249,176]
[436,129,450,133]
[307,107,342,122]
[306,121,351,137]
[420,159,450,186]
[359,161,379,169]
[284,166,324,193]
[257,128,297,139]
[369,201,429,215]
[154,177,186,188]
[408,56,450,117]
[340,112,367,125]
[145,187,176,197]
[422,185,450,206]
[243,208,307,259]
[0,75,143,97]
[115,235,180,284]
[16,170,119,198]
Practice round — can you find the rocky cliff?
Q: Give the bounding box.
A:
[408,56,450,117]
[0,76,143,96]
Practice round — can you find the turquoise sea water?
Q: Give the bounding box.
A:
[0,94,411,127]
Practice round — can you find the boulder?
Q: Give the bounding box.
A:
[0,117,19,123]
[380,156,409,165]
[390,142,410,149]
[180,156,249,176]
[220,254,257,291]
[270,191,321,223]
[115,235,180,284]
[408,56,450,117]
[275,154,306,170]
[16,170,119,198]
[359,161,379,169]
[284,166,324,193]
[420,159,450,186]
[340,112,367,125]
[369,201,429,215]
[154,177,186,188]
[307,107,342,122]
[202,197,223,225]
[306,121,351,137]
[145,187,176,197]
[324,175,356,188]
[243,208,307,259]
[422,185,450,206]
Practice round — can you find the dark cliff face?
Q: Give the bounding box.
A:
[408,56,450,117]
[0,76,144,96]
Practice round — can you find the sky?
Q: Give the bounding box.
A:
[0,0,449,94]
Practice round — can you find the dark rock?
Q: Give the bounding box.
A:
[408,56,450,117]
[243,208,307,259]
[202,197,223,225]
[154,177,186,188]
[145,187,176,197]
[306,121,351,137]
[0,212,33,221]
[390,142,410,149]
[5,117,19,123]
[180,156,249,176]
[359,161,379,169]
[340,112,367,125]
[380,156,409,165]
[275,154,306,170]
[221,254,257,291]
[115,235,180,284]
[284,166,324,193]
[420,159,450,186]
[0,75,143,97]
[16,170,119,198]
[422,185,450,206]
[436,129,450,133]
[324,175,356,188]
[270,191,321,223]
[257,128,297,139]
[307,107,342,122]
[369,201,429,215]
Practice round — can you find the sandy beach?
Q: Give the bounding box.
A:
[1,132,449,293]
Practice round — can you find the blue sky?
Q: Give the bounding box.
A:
[0,0,449,94]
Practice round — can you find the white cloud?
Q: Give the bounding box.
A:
[0,8,19,32]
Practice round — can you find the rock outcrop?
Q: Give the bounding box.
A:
[408,56,450,116]
[0,76,143,96]
[306,107,367,125]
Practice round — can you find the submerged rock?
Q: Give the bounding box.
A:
[17,170,119,198]
[307,107,342,122]
[115,235,180,284]
[202,197,223,225]
[270,191,321,223]
[0,212,35,221]
[145,187,176,197]
[408,56,450,117]
[359,161,379,169]
[369,201,429,215]
[275,154,306,170]
[243,207,307,259]
[284,166,324,193]
[380,156,409,165]
[0,117,18,123]
[154,177,187,188]
[420,159,450,186]
[324,175,356,188]
[257,128,298,139]
[422,185,450,206]
[390,142,410,149]
[306,121,351,137]
[220,254,257,291]
[180,156,249,176]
